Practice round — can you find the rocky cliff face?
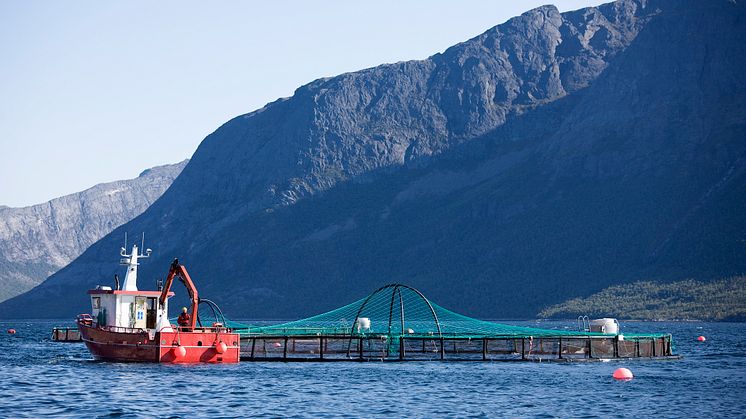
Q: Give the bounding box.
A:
[0,160,187,302]
[178,0,650,213]
[1,0,744,319]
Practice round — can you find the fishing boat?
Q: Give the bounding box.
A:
[77,242,239,363]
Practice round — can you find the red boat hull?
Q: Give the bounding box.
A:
[158,330,240,363]
[78,321,239,363]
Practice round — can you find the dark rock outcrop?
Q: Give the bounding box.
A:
[1,0,744,319]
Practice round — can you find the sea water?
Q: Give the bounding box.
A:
[0,320,744,418]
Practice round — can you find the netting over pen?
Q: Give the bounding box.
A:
[229,284,666,339]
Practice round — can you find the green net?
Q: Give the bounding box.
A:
[228,284,669,341]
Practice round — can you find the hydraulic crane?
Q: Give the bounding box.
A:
[159,258,199,330]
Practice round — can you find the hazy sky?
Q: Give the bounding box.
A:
[0,0,603,207]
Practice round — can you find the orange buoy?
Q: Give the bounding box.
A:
[7,329,16,335]
[215,341,227,354]
[697,336,706,342]
[174,345,187,359]
[613,367,634,380]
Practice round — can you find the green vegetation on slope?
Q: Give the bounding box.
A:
[538,277,746,321]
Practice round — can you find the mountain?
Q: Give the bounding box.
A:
[1,0,744,320]
[0,160,187,303]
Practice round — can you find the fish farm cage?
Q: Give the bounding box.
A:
[228,284,677,362]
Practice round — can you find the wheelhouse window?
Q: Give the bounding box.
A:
[92,297,101,310]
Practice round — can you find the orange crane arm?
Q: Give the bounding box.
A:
[159,258,199,329]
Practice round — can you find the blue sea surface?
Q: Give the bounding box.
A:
[0,320,744,418]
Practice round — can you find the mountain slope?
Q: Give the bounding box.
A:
[1,0,744,319]
[538,277,746,321]
[0,160,187,302]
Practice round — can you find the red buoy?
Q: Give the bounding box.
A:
[215,341,227,354]
[697,336,706,342]
[173,345,187,359]
[613,367,634,380]
[7,329,16,335]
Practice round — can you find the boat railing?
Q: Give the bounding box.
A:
[577,316,590,332]
[172,325,231,333]
[95,324,148,334]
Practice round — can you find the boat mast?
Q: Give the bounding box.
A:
[120,233,152,291]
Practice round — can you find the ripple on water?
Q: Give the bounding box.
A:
[1,321,745,417]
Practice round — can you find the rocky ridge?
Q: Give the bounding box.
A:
[0,160,187,302]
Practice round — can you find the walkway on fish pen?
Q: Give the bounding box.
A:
[227,284,677,362]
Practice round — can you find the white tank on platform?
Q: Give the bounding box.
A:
[355,317,371,333]
[589,318,619,334]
